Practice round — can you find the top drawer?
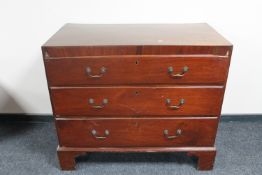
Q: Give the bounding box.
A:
[44,56,230,86]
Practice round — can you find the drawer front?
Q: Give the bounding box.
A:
[45,56,229,86]
[56,118,218,147]
[51,87,224,116]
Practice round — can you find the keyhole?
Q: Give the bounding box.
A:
[135,91,139,95]
[135,60,139,65]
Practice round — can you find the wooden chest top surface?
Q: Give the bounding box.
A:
[43,23,231,47]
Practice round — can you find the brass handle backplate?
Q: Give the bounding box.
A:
[163,129,182,139]
[86,66,106,78]
[91,129,109,140]
[168,66,189,78]
[88,98,108,109]
[166,98,185,110]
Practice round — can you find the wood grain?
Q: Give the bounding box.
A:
[57,146,216,170]
[42,23,232,171]
[43,46,231,57]
[44,56,230,86]
[43,24,231,47]
[188,149,217,170]
[56,117,218,147]
[50,86,224,116]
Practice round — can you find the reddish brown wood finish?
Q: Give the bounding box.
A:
[43,24,231,47]
[42,24,233,171]
[45,56,230,86]
[188,149,217,170]
[43,46,231,57]
[57,146,216,170]
[57,148,86,170]
[56,117,218,147]
[51,87,224,116]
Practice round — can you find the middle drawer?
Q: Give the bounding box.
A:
[50,86,224,116]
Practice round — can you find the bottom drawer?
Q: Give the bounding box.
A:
[56,118,218,147]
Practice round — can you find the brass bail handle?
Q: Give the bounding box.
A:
[166,98,185,110]
[91,129,110,140]
[168,66,189,78]
[88,98,108,109]
[163,129,182,139]
[86,66,107,78]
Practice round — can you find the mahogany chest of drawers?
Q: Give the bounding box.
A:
[42,23,232,171]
